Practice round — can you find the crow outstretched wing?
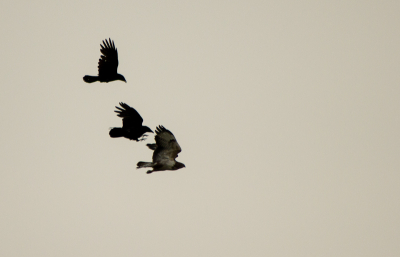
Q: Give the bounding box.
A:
[114,102,143,128]
[83,38,126,83]
[98,38,119,77]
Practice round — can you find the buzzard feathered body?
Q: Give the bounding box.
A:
[83,38,126,83]
[137,126,185,174]
[109,102,153,141]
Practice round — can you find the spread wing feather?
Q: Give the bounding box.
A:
[114,102,143,128]
[152,126,181,162]
[98,38,119,76]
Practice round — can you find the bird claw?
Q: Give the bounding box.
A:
[138,135,148,141]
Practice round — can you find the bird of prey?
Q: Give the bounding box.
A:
[109,102,153,141]
[137,125,185,174]
[83,38,126,83]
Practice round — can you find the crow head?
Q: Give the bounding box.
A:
[117,74,127,82]
[142,126,154,134]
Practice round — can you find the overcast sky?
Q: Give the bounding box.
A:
[1,1,399,256]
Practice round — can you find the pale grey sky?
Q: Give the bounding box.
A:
[1,1,399,256]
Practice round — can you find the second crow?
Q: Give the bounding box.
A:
[109,102,153,141]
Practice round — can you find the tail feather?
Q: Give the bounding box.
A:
[83,75,99,83]
[137,162,154,168]
[146,144,157,150]
[109,128,123,138]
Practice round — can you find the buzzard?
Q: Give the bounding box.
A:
[109,102,153,141]
[83,38,126,83]
[137,126,185,174]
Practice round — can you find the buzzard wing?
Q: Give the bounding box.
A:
[98,38,119,77]
[152,126,181,163]
[114,102,143,128]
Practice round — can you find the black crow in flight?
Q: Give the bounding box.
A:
[137,126,185,174]
[109,102,153,141]
[83,38,126,83]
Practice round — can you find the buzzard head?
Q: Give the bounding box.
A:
[173,162,186,170]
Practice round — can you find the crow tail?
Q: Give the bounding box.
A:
[83,75,99,83]
[109,128,123,138]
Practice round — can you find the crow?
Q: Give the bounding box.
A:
[137,126,185,174]
[109,102,153,141]
[83,38,126,83]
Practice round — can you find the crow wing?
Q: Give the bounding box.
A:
[152,126,181,163]
[114,102,143,128]
[98,38,119,77]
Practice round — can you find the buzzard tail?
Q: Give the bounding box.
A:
[137,162,154,168]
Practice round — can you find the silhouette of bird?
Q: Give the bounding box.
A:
[83,38,126,83]
[137,126,185,174]
[109,102,153,141]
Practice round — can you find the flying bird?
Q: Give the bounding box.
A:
[109,102,153,141]
[83,38,126,83]
[137,125,185,174]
